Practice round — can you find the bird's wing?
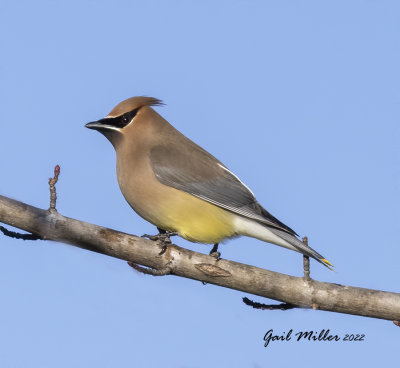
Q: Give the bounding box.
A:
[149,143,297,236]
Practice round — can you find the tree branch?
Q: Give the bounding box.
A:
[1,193,400,321]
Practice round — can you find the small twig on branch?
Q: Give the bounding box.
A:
[302,236,311,281]
[48,165,60,212]
[1,193,400,322]
[0,225,41,240]
[128,261,173,276]
[242,297,298,311]
[0,165,61,241]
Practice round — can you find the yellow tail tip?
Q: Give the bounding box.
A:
[322,258,334,267]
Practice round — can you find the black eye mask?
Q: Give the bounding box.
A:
[97,108,139,129]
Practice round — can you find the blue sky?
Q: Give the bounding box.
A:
[0,0,399,366]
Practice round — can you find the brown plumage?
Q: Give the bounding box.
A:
[85,96,333,269]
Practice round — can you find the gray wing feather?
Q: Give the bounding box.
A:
[150,144,297,236]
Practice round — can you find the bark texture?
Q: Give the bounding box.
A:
[1,194,399,321]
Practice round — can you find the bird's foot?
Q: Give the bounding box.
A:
[209,251,221,260]
[141,228,178,255]
[209,243,221,261]
[142,229,178,242]
[142,233,172,242]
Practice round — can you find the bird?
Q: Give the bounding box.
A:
[85,96,332,269]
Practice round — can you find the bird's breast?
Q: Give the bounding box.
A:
[116,152,237,244]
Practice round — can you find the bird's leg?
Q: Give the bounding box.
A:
[142,227,178,255]
[209,243,221,260]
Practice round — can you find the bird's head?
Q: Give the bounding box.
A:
[85,96,163,144]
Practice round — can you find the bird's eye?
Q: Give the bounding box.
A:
[108,109,139,129]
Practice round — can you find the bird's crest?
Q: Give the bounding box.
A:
[107,96,163,117]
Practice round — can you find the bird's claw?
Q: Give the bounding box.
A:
[142,233,162,241]
[142,230,179,255]
[209,243,221,260]
[141,231,178,242]
[209,251,221,261]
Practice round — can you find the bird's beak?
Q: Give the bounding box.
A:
[85,121,104,130]
[85,118,120,132]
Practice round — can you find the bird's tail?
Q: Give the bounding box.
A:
[269,228,334,270]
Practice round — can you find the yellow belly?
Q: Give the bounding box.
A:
[133,189,237,244]
[116,153,237,244]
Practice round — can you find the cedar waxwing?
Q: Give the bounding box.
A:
[85,96,332,269]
